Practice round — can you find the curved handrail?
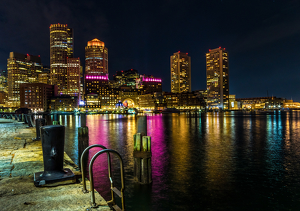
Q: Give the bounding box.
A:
[89,149,125,210]
[80,144,111,193]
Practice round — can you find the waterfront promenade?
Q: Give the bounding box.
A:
[0,118,110,211]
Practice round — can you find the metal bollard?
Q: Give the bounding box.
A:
[26,115,34,128]
[33,118,46,141]
[34,125,76,187]
[23,114,28,124]
[18,114,23,122]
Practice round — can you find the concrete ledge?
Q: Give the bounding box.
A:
[0,176,110,211]
[0,120,110,211]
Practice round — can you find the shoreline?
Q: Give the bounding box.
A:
[0,119,110,211]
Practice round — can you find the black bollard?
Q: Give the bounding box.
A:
[26,115,34,128]
[34,125,76,187]
[33,118,46,141]
[23,114,28,124]
[18,114,23,122]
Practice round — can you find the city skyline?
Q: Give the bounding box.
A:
[0,1,300,101]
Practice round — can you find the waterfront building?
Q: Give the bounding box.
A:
[138,75,162,94]
[138,92,166,111]
[84,75,119,110]
[50,23,73,95]
[164,91,206,110]
[85,38,108,75]
[283,100,300,109]
[236,96,285,110]
[50,95,78,112]
[206,47,229,109]
[7,52,43,107]
[170,51,191,93]
[67,58,80,97]
[229,95,238,110]
[20,83,57,112]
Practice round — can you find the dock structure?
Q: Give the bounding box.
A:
[0,118,110,211]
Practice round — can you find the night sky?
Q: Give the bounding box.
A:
[1,0,300,101]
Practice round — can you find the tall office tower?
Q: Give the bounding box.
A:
[67,57,80,97]
[85,38,108,75]
[7,52,43,106]
[170,51,191,93]
[50,23,73,95]
[206,47,229,110]
[67,28,73,58]
[0,70,7,92]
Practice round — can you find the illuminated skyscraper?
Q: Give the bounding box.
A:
[170,51,191,93]
[206,47,229,109]
[85,38,108,75]
[67,57,80,97]
[50,23,73,95]
[7,52,42,107]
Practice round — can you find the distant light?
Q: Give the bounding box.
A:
[79,101,85,106]
[178,51,180,53]
[219,47,221,49]
[209,49,211,51]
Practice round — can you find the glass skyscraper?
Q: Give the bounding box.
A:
[206,47,229,110]
[50,23,73,95]
[170,51,191,93]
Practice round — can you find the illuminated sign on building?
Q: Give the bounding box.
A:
[85,75,108,80]
[142,78,162,82]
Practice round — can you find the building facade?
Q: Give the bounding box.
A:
[206,47,229,109]
[50,95,78,112]
[20,83,57,112]
[67,57,80,97]
[170,51,191,93]
[85,38,108,75]
[50,23,73,95]
[7,52,43,107]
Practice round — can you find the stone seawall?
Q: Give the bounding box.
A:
[0,119,110,211]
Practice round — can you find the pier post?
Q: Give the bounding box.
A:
[78,113,89,170]
[53,113,60,125]
[133,133,152,184]
[137,116,147,136]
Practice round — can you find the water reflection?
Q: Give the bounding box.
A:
[59,111,300,210]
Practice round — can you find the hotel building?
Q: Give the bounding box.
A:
[7,52,42,107]
[170,51,191,93]
[206,47,229,109]
[50,23,73,95]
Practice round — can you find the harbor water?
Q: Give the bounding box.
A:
[55,111,300,210]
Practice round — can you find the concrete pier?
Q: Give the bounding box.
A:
[0,118,110,211]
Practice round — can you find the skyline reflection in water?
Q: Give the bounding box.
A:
[60,111,300,210]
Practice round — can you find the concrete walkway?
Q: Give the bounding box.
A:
[0,118,110,211]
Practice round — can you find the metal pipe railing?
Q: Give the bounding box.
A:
[80,144,111,193]
[88,149,125,210]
